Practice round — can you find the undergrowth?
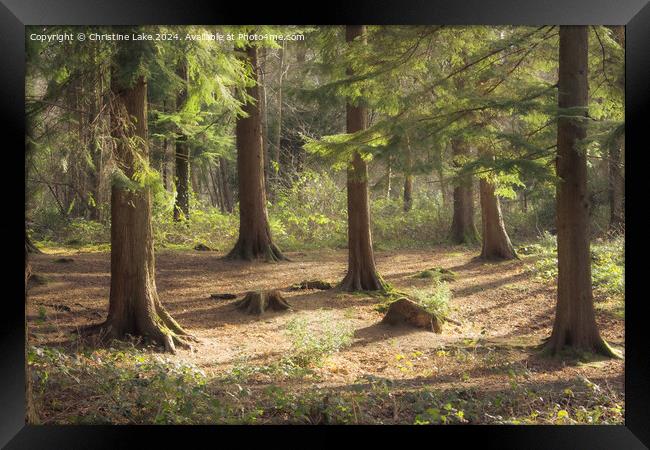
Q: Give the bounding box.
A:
[28,344,624,425]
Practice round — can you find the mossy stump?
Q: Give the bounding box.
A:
[235,290,292,315]
[382,298,442,333]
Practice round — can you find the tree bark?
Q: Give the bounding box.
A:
[544,26,618,358]
[339,25,385,292]
[227,45,286,261]
[85,75,194,352]
[479,177,517,260]
[450,139,478,244]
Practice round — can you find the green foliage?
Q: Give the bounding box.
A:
[270,170,347,250]
[409,284,452,319]
[284,314,355,368]
[524,233,624,304]
[29,344,624,425]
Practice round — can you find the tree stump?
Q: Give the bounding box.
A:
[235,290,292,315]
[382,298,442,333]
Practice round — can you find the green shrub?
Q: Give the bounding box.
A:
[526,233,624,300]
[409,284,452,319]
[284,314,354,368]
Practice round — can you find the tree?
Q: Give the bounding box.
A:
[450,138,478,244]
[173,58,190,221]
[479,151,517,260]
[403,133,414,212]
[84,37,194,352]
[479,178,517,259]
[339,25,386,292]
[227,43,287,262]
[544,26,618,358]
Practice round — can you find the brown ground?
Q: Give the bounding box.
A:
[26,247,624,405]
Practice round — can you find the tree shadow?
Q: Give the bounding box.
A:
[451,270,535,298]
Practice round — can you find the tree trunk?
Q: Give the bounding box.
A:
[173,139,190,220]
[340,25,385,292]
[87,60,102,221]
[173,59,190,221]
[479,177,517,260]
[403,175,413,212]
[227,45,286,262]
[259,47,272,201]
[219,157,233,213]
[403,134,414,212]
[273,42,285,190]
[450,139,478,244]
[208,164,223,210]
[544,26,618,358]
[385,156,392,200]
[86,75,194,352]
[608,131,624,233]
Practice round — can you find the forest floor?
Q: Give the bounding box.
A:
[26,246,625,425]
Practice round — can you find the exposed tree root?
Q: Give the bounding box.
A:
[76,304,197,354]
[226,241,289,263]
[288,279,333,291]
[210,293,238,299]
[339,270,387,292]
[26,237,42,254]
[540,333,623,359]
[381,298,443,333]
[235,290,292,315]
[193,243,213,251]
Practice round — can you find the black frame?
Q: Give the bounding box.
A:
[2,0,648,447]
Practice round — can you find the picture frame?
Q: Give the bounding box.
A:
[2,0,648,447]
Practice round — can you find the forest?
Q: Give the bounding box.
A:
[25,25,625,425]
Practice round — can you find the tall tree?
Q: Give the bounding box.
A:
[450,138,478,244]
[339,25,385,292]
[84,38,194,352]
[173,58,190,221]
[544,26,618,358]
[227,44,286,261]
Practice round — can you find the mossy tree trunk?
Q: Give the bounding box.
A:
[544,26,618,358]
[450,138,478,244]
[86,73,194,353]
[340,25,385,292]
[227,44,286,262]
